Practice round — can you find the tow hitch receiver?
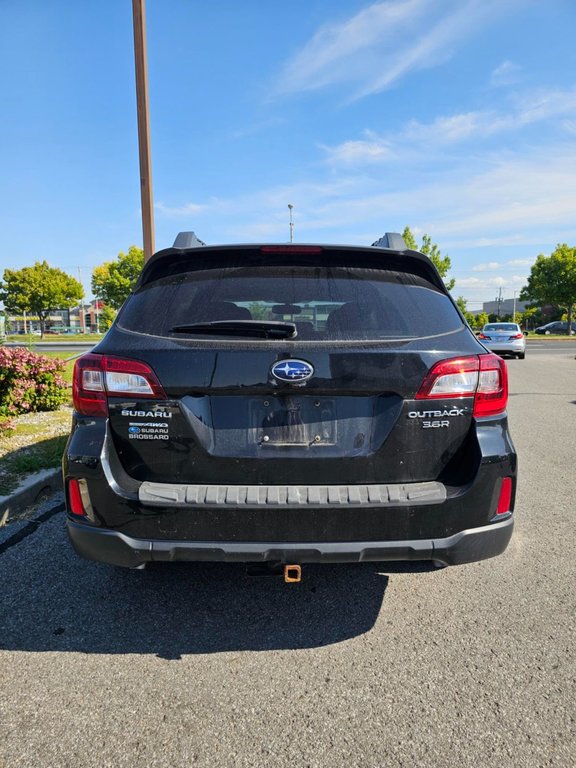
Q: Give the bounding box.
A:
[284,564,302,583]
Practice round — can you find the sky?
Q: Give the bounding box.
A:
[1,0,576,311]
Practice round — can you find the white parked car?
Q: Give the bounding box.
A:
[478,322,526,359]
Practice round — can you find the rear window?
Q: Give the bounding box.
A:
[484,324,519,332]
[118,255,462,341]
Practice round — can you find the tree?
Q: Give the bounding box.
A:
[517,307,539,332]
[92,246,144,310]
[474,311,490,329]
[0,261,83,337]
[455,296,475,327]
[402,226,455,291]
[99,304,117,332]
[520,244,576,334]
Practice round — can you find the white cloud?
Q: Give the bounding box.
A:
[274,0,427,94]
[403,112,486,143]
[507,258,534,266]
[457,276,514,288]
[472,262,502,272]
[490,60,522,88]
[322,85,576,166]
[516,88,576,126]
[320,132,394,165]
[274,0,512,101]
[155,201,210,218]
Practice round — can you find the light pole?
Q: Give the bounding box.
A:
[132,0,155,262]
[288,204,294,243]
[496,287,502,319]
[78,267,85,334]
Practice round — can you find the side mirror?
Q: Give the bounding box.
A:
[524,331,528,336]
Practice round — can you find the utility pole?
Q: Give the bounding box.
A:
[78,267,85,333]
[496,287,502,319]
[132,0,155,262]
[288,204,294,243]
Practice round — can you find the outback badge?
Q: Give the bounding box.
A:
[271,359,314,383]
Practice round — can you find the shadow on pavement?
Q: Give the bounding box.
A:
[0,512,434,659]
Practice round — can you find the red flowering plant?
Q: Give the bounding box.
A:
[0,347,68,419]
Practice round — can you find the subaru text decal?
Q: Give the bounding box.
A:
[271,359,314,383]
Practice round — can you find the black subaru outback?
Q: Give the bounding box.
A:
[63,232,516,570]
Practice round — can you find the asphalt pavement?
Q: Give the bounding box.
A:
[0,349,574,767]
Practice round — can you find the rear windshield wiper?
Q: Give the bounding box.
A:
[170,320,298,339]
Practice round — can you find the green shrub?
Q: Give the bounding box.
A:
[0,347,68,417]
[0,416,14,434]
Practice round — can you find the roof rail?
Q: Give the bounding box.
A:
[371,232,407,251]
[173,231,206,248]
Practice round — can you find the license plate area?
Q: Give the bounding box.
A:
[250,396,337,447]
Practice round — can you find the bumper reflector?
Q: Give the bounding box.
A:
[496,477,513,515]
[68,479,86,516]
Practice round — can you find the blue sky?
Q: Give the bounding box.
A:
[1,0,576,310]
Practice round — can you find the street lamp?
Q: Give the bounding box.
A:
[78,267,85,334]
[288,204,294,243]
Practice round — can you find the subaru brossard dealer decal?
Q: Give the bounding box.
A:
[271,359,314,383]
[121,408,172,440]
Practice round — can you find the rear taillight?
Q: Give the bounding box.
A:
[510,333,523,340]
[478,333,488,340]
[416,354,508,417]
[475,354,508,416]
[72,354,166,417]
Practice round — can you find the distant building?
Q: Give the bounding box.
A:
[7,300,104,333]
[482,298,529,317]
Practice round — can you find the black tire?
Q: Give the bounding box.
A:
[518,353,525,359]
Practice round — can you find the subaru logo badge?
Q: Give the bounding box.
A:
[271,359,314,383]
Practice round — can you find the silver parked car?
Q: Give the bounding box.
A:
[478,322,526,359]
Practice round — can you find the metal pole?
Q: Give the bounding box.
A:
[288,204,294,243]
[132,0,155,262]
[78,267,85,334]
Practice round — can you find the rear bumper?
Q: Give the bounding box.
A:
[67,515,514,568]
[482,341,525,354]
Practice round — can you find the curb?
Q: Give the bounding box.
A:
[0,467,63,523]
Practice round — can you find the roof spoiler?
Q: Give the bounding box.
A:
[173,231,206,248]
[371,232,407,250]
